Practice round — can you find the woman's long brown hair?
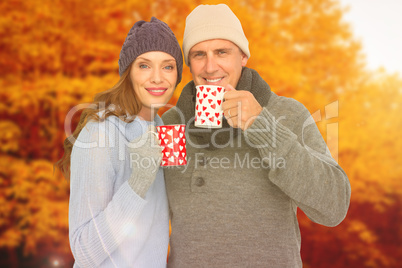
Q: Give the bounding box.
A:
[55,66,141,179]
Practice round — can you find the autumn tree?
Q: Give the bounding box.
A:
[0,0,400,267]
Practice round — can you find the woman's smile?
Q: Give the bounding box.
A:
[146,87,168,96]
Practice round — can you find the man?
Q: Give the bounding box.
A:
[162,4,351,267]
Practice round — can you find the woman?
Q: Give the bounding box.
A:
[56,17,183,267]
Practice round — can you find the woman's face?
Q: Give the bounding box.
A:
[130,51,177,120]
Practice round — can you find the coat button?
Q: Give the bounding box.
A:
[199,157,209,166]
[195,177,205,187]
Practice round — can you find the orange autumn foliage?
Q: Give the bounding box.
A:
[0,0,401,267]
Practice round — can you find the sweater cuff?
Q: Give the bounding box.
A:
[244,107,297,157]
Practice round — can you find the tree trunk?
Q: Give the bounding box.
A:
[7,247,18,268]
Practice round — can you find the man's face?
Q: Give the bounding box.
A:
[188,39,248,88]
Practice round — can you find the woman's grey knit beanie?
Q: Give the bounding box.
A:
[118,17,183,84]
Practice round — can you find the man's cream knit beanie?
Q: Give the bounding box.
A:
[182,4,250,66]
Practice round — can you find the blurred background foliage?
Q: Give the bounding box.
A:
[0,0,401,267]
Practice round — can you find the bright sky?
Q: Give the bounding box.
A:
[338,0,402,74]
